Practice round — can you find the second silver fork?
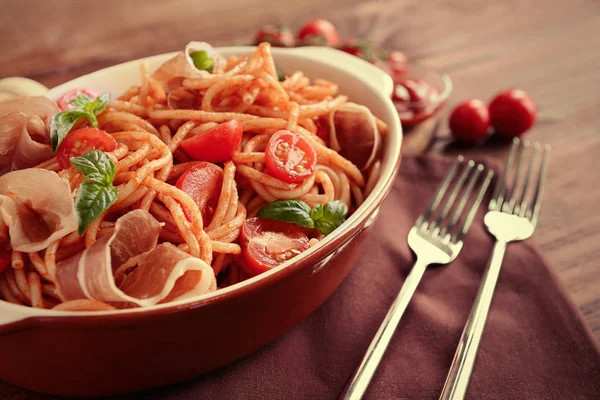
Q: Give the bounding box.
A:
[440,138,550,400]
[340,156,493,400]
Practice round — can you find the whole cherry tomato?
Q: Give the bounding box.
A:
[297,19,340,46]
[488,89,536,138]
[449,99,490,143]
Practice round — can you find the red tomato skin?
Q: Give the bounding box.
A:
[56,128,117,169]
[265,130,317,184]
[297,19,340,46]
[241,217,309,274]
[254,25,296,47]
[489,89,537,138]
[180,120,243,163]
[449,100,490,143]
[175,162,223,224]
[58,89,99,111]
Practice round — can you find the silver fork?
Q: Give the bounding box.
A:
[439,138,551,400]
[340,156,494,400]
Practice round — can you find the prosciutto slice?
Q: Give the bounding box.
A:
[0,96,59,173]
[151,41,226,90]
[328,102,382,171]
[55,210,216,307]
[0,169,77,252]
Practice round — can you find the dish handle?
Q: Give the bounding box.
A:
[288,46,394,97]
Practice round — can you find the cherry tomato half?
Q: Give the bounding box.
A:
[241,217,309,274]
[265,130,317,184]
[176,162,223,225]
[254,24,296,47]
[449,99,490,143]
[180,120,243,163]
[488,89,537,138]
[56,128,117,169]
[57,88,99,111]
[297,19,340,46]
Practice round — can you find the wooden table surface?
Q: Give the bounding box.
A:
[1,0,599,343]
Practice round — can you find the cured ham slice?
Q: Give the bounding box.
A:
[328,102,381,171]
[0,169,77,252]
[56,210,216,307]
[0,96,58,173]
[0,96,58,126]
[152,42,226,90]
[120,243,216,304]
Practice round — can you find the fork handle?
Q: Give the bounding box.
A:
[339,258,429,400]
[439,240,507,400]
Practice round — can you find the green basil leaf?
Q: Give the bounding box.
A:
[71,150,118,234]
[50,110,92,151]
[189,50,214,73]
[75,182,118,235]
[257,200,314,228]
[276,65,285,82]
[70,150,116,185]
[83,93,110,116]
[68,93,94,109]
[310,200,348,236]
[51,92,111,151]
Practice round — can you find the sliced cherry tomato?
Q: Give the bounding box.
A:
[489,89,537,138]
[241,217,310,274]
[57,88,99,111]
[265,130,317,184]
[56,128,117,169]
[297,19,340,46]
[176,162,223,225]
[449,99,490,143]
[254,24,296,47]
[180,120,243,163]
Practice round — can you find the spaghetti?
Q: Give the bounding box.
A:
[0,42,386,311]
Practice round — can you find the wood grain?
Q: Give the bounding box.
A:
[1,0,599,341]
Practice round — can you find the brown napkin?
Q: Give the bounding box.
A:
[2,155,600,400]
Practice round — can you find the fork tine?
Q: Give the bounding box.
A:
[526,144,550,227]
[453,169,494,242]
[516,142,540,217]
[417,155,463,228]
[489,138,519,211]
[430,160,475,232]
[503,140,530,214]
[439,164,483,238]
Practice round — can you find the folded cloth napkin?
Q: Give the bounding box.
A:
[2,155,599,400]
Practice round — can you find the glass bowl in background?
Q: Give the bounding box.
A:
[391,64,452,129]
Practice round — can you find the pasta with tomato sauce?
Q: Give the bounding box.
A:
[0,42,386,311]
